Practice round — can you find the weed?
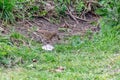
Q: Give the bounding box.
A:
[96,0,120,26]
[55,3,67,16]
[0,0,16,23]
[75,0,84,13]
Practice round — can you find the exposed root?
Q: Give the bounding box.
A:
[66,7,79,24]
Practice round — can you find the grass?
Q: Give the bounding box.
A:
[0,50,120,80]
[0,0,120,79]
[0,26,120,80]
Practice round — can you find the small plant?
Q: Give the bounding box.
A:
[55,2,67,16]
[96,0,120,27]
[10,32,26,46]
[0,0,16,23]
[10,32,24,40]
[75,1,84,13]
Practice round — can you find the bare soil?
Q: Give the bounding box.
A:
[0,14,100,45]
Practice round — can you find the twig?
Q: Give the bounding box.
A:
[43,17,51,22]
[66,7,79,24]
[32,15,51,23]
[75,16,90,22]
[87,1,101,7]
[66,6,90,23]
[25,20,34,26]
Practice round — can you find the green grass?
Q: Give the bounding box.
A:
[0,26,120,80]
[0,0,120,79]
[0,50,120,80]
[0,0,86,24]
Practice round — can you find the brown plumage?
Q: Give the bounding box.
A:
[37,30,58,41]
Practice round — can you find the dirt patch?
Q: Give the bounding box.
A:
[2,14,99,45]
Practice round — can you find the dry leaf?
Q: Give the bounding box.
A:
[55,66,65,72]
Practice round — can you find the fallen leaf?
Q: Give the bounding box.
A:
[55,66,65,72]
[32,59,37,63]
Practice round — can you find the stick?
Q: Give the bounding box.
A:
[66,7,79,24]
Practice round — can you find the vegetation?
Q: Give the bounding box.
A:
[0,0,120,80]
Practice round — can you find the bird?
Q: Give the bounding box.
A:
[36,30,60,44]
